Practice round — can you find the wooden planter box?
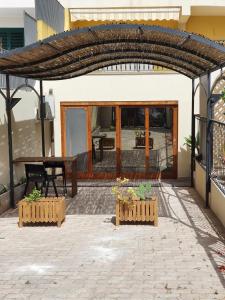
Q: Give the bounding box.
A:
[116,197,158,226]
[18,197,65,227]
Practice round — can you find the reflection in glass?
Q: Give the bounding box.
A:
[91,106,116,173]
[121,107,145,173]
[66,108,88,172]
[148,107,173,172]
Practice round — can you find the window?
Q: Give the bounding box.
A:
[0,28,24,50]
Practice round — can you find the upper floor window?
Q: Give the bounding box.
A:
[0,28,24,51]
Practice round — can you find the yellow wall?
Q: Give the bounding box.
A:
[70,20,178,30]
[37,14,225,41]
[69,16,225,41]
[187,16,225,40]
[37,20,56,40]
[64,8,71,31]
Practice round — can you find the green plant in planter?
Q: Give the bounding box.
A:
[0,184,7,195]
[134,183,152,200]
[112,178,153,206]
[184,132,200,155]
[112,178,134,205]
[25,188,41,202]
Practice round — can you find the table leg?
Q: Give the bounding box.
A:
[99,138,104,162]
[71,159,77,197]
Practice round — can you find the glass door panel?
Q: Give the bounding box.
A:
[148,107,174,173]
[121,107,146,173]
[65,107,88,172]
[91,106,116,174]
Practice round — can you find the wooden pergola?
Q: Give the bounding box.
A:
[0,23,225,207]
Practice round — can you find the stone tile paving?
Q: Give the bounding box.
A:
[0,186,224,299]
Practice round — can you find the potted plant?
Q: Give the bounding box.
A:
[184,132,202,161]
[18,188,65,227]
[112,178,158,226]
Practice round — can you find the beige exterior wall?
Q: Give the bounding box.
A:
[194,160,225,228]
[43,72,192,178]
[0,89,52,187]
[210,180,225,228]
[194,160,206,201]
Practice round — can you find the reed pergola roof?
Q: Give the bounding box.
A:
[0,23,225,80]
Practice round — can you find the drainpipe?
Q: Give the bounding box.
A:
[40,80,45,157]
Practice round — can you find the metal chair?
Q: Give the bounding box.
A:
[24,164,58,197]
[44,161,67,195]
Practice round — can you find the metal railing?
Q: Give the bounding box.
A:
[211,120,225,193]
[194,115,225,193]
[93,63,173,74]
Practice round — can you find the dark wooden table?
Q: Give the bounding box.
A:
[13,156,77,197]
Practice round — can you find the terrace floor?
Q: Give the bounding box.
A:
[0,183,225,300]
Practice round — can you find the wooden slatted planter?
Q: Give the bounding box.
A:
[18,197,65,227]
[116,197,158,226]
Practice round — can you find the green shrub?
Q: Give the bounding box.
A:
[25,188,42,202]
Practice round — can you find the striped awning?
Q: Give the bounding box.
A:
[70,7,181,22]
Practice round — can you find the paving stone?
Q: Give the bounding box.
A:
[0,186,224,300]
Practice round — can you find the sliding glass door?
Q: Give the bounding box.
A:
[147,107,175,177]
[65,107,88,173]
[62,103,177,179]
[120,107,146,175]
[91,106,117,177]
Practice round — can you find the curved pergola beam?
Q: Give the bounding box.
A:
[43,58,196,81]
[21,51,200,79]
[194,82,208,98]
[10,83,40,100]
[10,47,205,77]
[0,24,225,80]
[1,39,218,73]
[210,71,225,95]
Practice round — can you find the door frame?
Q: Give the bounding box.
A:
[61,101,178,179]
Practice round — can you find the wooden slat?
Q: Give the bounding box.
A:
[128,205,132,221]
[150,200,154,221]
[137,201,141,221]
[124,203,128,221]
[23,202,27,222]
[145,201,150,222]
[120,202,124,221]
[133,201,136,221]
[154,198,158,226]
[141,201,145,222]
[32,202,36,221]
[52,201,56,222]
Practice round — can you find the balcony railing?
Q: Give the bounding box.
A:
[92,63,174,74]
